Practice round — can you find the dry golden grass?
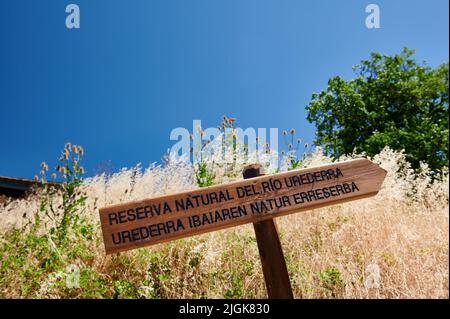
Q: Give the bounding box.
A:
[0,147,448,298]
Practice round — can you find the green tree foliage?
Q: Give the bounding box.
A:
[306,48,449,172]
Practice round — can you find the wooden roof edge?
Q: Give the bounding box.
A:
[0,176,61,188]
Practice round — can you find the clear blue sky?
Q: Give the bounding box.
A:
[0,0,448,178]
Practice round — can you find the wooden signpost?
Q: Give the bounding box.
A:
[99,158,386,298]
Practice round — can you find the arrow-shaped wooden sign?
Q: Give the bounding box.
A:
[99,158,386,255]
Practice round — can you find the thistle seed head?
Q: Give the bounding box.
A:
[40,162,48,171]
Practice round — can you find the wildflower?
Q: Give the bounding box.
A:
[63,149,69,160]
[40,162,48,172]
[77,146,84,156]
[65,142,71,150]
[72,145,78,154]
[290,128,295,135]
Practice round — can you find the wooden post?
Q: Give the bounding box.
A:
[243,164,294,299]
